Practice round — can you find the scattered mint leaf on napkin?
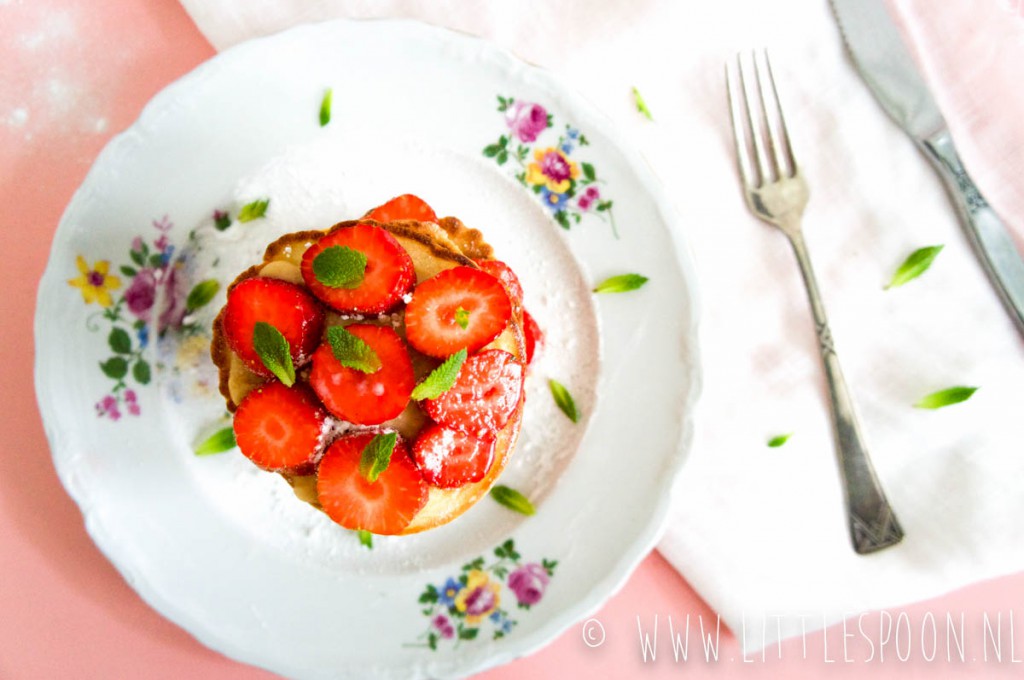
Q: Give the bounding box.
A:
[186,279,220,312]
[319,88,332,127]
[356,529,373,549]
[914,386,978,409]
[593,273,649,294]
[632,86,653,120]
[411,349,467,401]
[767,433,793,448]
[238,198,270,223]
[490,485,536,516]
[253,321,295,386]
[327,326,381,373]
[885,245,943,289]
[195,426,236,456]
[313,245,367,289]
[359,432,397,483]
[549,379,579,423]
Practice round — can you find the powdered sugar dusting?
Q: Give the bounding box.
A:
[165,131,600,574]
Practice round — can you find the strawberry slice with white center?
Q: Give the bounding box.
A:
[316,432,428,535]
[233,382,328,474]
[412,424,496,488]
[404,266,512,358]
[423,349,524,438]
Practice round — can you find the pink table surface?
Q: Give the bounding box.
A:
[4,1,1024,678]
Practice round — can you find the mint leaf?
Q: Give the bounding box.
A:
[186,279,220,311]
[313,246,367,289]
[490,485,536,516]
[411,349,467,401]
[594,273,648,294]
[454,306,470,330]
[549,379,578,423]
[319,88,332,127]
[252,322,294,386]
[359,432,397,483]
[885,245,943,289]
[326,325,381,373]
[238,198,270,223]
[632,86,653,120]
[767,433,792,448]
[195,426,236,456]
[914,386,978,409]
[357,529,373,549]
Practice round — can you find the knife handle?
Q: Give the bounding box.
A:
[919,131,1024,337]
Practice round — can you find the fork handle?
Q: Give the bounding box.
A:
[787,230,905,554]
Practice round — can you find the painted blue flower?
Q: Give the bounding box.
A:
[489,610,514,633]
[566,127,580,139]
[560,140,574,154]
[136,324,149,349]
[438,577,461,607]
[160,245,175,266]
[539,187,568,212]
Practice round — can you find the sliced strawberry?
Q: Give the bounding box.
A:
[473,259,524,309]
[364,194,438,224]
[300,223,415,314]
[222,277,325,377]
[309,324,415,425]
[404,266,512,358]
[233,382,327,473]
[412,423,496,488]
[523,309,543,365]
[424,349,524,438]
[316,431,428,535]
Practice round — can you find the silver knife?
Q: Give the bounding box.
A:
[830,0,1024,337]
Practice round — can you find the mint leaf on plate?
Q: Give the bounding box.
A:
[593,273,649,294]
[549,379,578,423]
[885,245,943,289]
[490,485,536,516]
[914,386,978,409]
[238,198,270,223]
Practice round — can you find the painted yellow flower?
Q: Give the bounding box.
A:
[68,256,121,307]
[454,569,501,624]
[525,147,580,194]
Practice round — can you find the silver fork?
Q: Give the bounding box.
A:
[726,51,904,554]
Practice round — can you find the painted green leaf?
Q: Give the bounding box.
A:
[195,426,236,456]
[885,245,944,289]
[108,327,132,354]
[490,485,536,516]
[593,273,648,294]
[914,386,978,409]
[252,322,294,386]
[132,359,151,385]
[549,379,578,423]
[99,357,128,380]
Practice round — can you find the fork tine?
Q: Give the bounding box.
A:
[725,62,756,189]
[736,53,772,188]
[752,50,782,182]
[761,50,797,176]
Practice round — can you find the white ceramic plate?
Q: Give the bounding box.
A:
[35,18,701,679]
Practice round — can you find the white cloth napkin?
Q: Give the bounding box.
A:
[179,0,1024,649]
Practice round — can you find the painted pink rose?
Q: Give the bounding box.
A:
[431,614,455,639]
[124,268,157,320]
[157,264,188,332]
[507,563,549,606]
[506,101,548,143]
[539,149,573,183]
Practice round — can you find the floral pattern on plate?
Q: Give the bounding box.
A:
[483,95,619,237]
[69,215,217,420]
[410,539,558,650]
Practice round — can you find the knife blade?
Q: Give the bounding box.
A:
[830,0,1024,337]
